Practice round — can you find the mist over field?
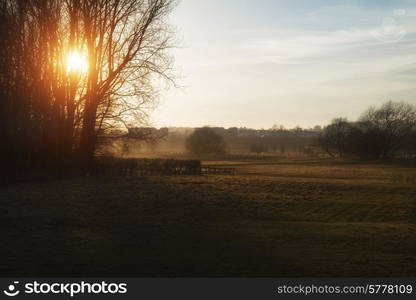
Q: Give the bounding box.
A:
[1,0,416,278]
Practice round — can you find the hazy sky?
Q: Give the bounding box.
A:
[152,0,416,129]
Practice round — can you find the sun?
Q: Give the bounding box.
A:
[66,51,88,74]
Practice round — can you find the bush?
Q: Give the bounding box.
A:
[186,127,226,155]
[318,118,350,157]
[319,101,416,159]
[0,157,202,183]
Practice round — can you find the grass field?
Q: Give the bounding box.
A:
[1,157,415,277]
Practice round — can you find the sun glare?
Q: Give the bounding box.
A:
[66,51,88,74]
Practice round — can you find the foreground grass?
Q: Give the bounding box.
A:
[1,158,415,276]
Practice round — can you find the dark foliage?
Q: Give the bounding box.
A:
[319,101,416,159]
[249,141,269,154]
[0,158,201,183]
[0,0,174,166]
[186,127,226,155]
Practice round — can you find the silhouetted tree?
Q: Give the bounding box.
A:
[318,118,350,157]
[0,0,176,166]
[186,127,226,155]
[318,102,416,159]
[357,101,416,158]
[249,141,268,154]
[78,0,176,159]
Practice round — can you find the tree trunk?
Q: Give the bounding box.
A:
[79,103,98,160]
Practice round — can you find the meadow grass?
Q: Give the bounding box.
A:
[1,158,415,276]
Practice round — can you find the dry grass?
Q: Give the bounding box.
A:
[1,158,415,276]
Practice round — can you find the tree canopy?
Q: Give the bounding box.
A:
[0,0,176,163]
[186,127,226,155]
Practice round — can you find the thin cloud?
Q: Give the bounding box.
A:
[155,1,416,128]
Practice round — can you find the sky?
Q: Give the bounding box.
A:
[152,0,416,129]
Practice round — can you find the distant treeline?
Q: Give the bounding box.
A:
[106,101,416,160]
[104,125,321,157]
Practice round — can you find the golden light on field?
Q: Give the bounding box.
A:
[66,51,88,74]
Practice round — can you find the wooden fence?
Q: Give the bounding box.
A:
[2,158,239,183]
[201,166,236,175]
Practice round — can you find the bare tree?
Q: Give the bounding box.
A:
[78,0,176,158]
[318,102,416,159]
[0,0,176,165]
[359,101,416,158]
[318,118,350,157]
